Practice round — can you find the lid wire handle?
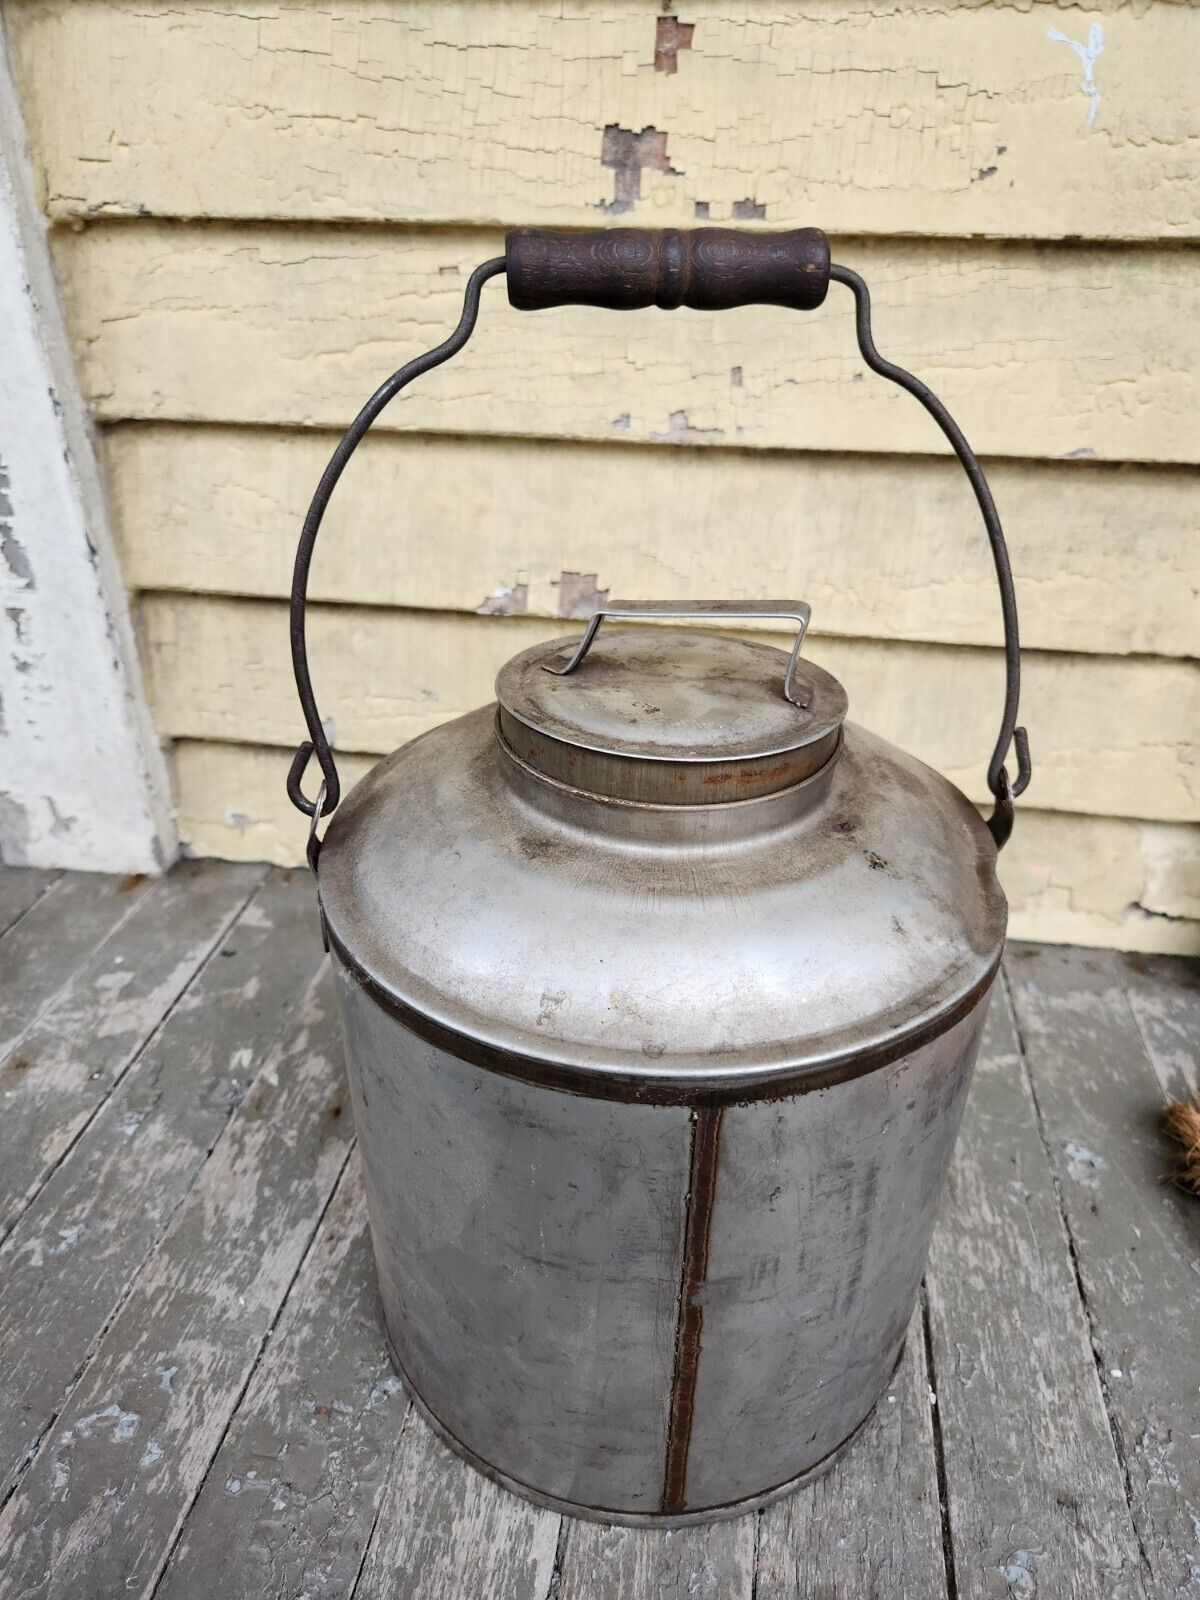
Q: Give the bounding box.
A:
[544,601,814,708]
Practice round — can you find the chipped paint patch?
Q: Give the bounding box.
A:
[476,580,528,616]
[599,125,680,214]
[1047,24,1103,126]
[731,197,766,220]
[651,410,723,443]
[1001,1547,1039,1597]
[556,572,609,619]
[1062,1140,1106,1186]
[0,460,35,590]
[654,15,693,75]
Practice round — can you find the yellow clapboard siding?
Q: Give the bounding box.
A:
[134,594,1200,824]
[105,422,1200,659]
[171,739,1200,956]
[53,224,1198,465]
[8,0,1198,241]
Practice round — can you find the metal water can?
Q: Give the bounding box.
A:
[285,227,1031,1524]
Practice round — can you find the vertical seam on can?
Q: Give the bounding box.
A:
[662,1104,724,1515]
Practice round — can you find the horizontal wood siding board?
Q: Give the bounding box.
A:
[167,741,1200,956]
[51,225,1200,466]
[8,1,1198,240]
[104,423,1200,659]
[134,594,1200,824]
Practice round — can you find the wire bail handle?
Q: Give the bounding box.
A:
[288,228,1030,864]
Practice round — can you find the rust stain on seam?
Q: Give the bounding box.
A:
[663,1104,724,1514]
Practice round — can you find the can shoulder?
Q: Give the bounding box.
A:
[318,706,1006,1095]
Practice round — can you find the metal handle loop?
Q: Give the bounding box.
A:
[287,256,507,826]
[544,601,813,707]
[829,263,1030,846]
[288,247,1029,856]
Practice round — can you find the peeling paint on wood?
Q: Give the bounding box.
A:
[49,225,1200,466]
[924,984,1149,1599]
[0,862,57,939]
[0,860,262,1239]
[0,960,351,1598]
[8,1,1198,240]
[104,424,1200,660]
[352,1410,561,1600]
[1005,946,1200,1596]
[558,1511,754,1599]
[755,1314,947,1598]
[0,871,153,1061]
[0,870,324,1505]
[156,1156,408,1600]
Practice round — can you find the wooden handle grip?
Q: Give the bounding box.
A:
[506,227,831,312]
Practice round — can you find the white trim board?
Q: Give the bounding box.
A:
[0,24,175,871]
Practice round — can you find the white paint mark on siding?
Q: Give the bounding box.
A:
[1047,24,1103,126]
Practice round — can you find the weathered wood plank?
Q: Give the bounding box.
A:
[105,423,1200,660]
[351,1411,561,1600]
[52,226,1198,466]
[0,870,324,1507]
[157,1155,408,1600]
[1117,952,1200,1102]
[557,1513,754,1600]
[924,981,1148,1599]
[8,0,1197,242]
[0,865,59,939]
[0,859,262,1238]
[0,960,350,1599]
[1005,946,1200,1599]
[0,870,152,1061]
[756,1310,947,1598]
[137,595,1200,825]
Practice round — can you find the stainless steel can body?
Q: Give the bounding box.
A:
[318,630,1007,1524]
[334,966,987,1521]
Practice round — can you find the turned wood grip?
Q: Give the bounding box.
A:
[506,227,831,312]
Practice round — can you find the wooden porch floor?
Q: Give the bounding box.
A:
[0,860,1196,1599]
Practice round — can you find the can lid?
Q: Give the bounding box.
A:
[496,625,847,804]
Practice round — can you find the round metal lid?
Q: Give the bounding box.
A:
[496,627,848,804]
